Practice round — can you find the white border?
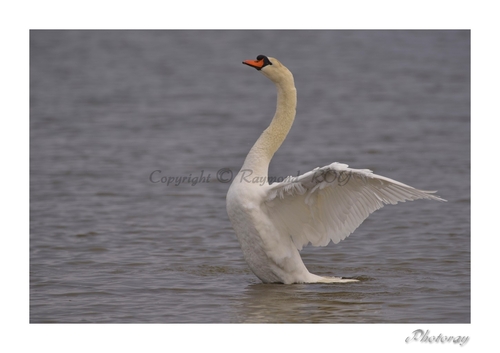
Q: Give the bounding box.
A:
[3,1,497,351]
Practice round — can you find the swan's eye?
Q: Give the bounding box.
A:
[256,55,272,67]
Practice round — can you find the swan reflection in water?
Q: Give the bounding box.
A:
[234,278,382,323]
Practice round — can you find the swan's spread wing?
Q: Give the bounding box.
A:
[265,162,446,250]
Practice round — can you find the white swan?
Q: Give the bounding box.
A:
[226,55,445,284]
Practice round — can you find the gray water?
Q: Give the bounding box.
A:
[30,30,470,323]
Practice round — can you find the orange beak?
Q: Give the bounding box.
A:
[242,58,265,70]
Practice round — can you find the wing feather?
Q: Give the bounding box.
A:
[264,162,445,250]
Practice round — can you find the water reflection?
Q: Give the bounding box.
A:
[235,281,382,323]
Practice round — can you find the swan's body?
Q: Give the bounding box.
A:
[226,55,445,284]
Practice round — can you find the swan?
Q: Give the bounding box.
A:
[226,55,445,284]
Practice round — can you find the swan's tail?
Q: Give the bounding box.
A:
[306,273,359,283]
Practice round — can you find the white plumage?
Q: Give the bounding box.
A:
[266,162,444,250]
[226,55,445,284]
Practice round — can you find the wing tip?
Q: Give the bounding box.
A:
[421,190,447,202]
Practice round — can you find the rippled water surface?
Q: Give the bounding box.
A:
[30,30,470,323]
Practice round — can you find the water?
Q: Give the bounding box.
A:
[30,30,470,323]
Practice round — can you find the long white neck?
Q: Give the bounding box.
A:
[242,78,297,178]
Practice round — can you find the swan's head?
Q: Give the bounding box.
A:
[243,55,293,84]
